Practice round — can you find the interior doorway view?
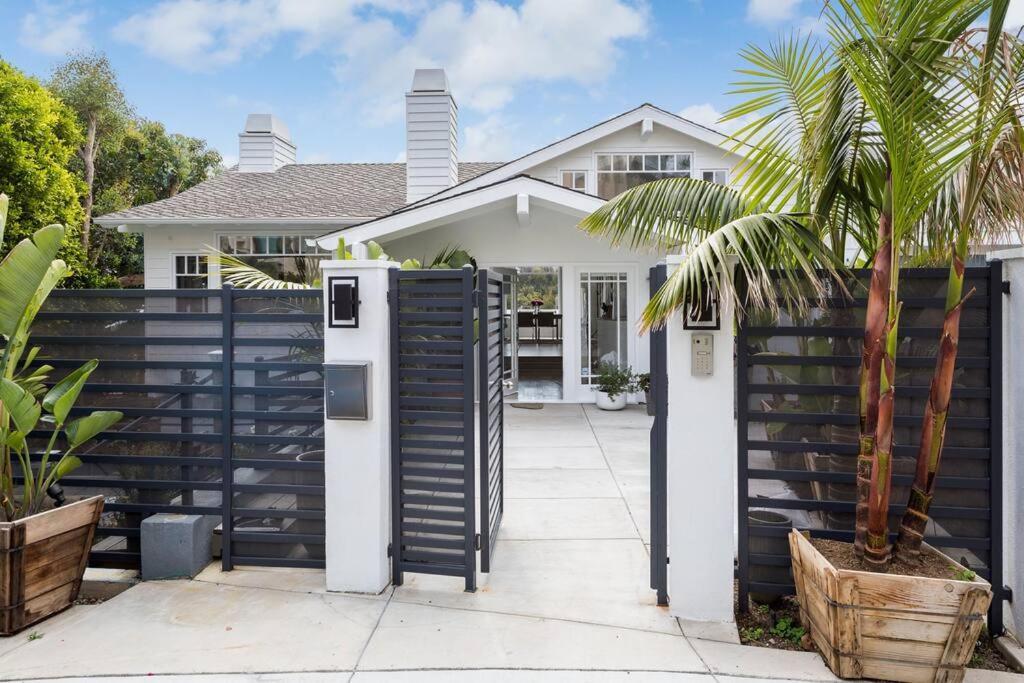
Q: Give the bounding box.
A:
[503,266,563,401]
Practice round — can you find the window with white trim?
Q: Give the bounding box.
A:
[560,170,587,192]
[173,254,209,311]
[596,153,692,199]
[702,169,728,185]
[174,254,208,289]
[218,234,331,285]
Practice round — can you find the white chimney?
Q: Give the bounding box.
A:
[406,68,458,203]
[238,114,296,173]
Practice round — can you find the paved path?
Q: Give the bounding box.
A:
[0,405,1017,682]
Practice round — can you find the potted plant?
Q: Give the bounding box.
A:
[0,195,122,635]
[634,372,653,416]
[593,363,634,411]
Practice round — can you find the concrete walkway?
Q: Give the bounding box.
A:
[0,405,1018,682]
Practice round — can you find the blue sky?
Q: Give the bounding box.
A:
[5,0,1021,166]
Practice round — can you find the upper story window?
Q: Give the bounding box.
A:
[561,171,587,192]
[218,234,331,285]
[596,153,692,199]
[702,169,728,185]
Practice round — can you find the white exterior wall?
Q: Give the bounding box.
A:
[406,93,458,203]
[524,122,744,194]
[381,202,659,403]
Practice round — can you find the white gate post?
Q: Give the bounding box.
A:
[664,255,737,623]
[995,250,1023,637]
[320,258,397,593]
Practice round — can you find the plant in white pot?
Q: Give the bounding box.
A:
[593,363,635,411]
[0,194,123,635]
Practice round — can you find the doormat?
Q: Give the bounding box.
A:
[510,403,544,410]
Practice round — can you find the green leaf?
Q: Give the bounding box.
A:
[367,240,388,260]
[64,410,122,449]
[49,455,82,482]
[0,193,7,246]
[0,224,66,339]
[0,377,41,434]
[43,359,98,424]
[5,431,26,452]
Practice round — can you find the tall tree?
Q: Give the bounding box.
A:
[0,59,91,285]
[48,51,131,256]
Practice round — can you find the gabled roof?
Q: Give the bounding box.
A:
[315,175,606,249]
[412,103,742,206]
[93,162,503,225]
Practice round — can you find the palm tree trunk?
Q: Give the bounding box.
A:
[864,298,901,570]
[894,236,971,561]
[855,170,893,557]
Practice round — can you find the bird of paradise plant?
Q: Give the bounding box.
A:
[0,194,123,521]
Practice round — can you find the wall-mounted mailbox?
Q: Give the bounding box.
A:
[328,276,359,328]
[325,362,371,420]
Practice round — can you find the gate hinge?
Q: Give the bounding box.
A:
[387,290,393,304]
[387,543,393,558]
[666,556,670,565]
[999,585,1013,602]
[1003,280,1011,295]
[474,534,481,551]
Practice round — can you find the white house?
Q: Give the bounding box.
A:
[95,68,744,403]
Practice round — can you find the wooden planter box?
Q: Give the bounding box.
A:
[789,530,991,683]
[1,496,103,636]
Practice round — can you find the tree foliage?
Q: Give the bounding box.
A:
[0,59,93,286]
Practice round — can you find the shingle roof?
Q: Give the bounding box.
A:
[95,162,504,223]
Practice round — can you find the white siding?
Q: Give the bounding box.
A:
[523,121,744,195]
[406,93,458,203]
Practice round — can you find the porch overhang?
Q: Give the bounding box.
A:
[314,176,606,251]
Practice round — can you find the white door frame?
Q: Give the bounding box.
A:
[478,260,639,403]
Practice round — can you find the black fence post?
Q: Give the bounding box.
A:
[736,310,750,613]
[388,267,402,587]
[462,266,477,593]
[221,283,234,571]
[648,264,669,606]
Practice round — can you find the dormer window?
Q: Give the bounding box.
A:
[561,170,587,192]
[702,169,728,185]
[596,153,692,199]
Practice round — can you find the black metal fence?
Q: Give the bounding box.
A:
[648,264,668,606]
[736,265,1005,634]
[26,287,325,570]
[477,269,506,574]
[390,268,478,591]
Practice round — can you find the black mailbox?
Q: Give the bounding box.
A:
[328,276,359,328]
[325,362,371,420]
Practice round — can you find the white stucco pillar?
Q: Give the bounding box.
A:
[320,259,397,594]
[665,255,737,623]
[993,249,1022,637]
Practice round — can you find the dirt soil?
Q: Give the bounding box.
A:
[811,537,968,580]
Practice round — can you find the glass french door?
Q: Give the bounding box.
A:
[579,271,629,386]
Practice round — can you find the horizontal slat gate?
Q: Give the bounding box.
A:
[477,270,505,573]
[390,267,477,591]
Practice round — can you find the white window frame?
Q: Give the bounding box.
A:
[700,169,729,185]
[592,150,695,199]
[213,232,331,257]
[170,252,209,289]
[558,169,588,193]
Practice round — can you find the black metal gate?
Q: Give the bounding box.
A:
[648,265,669,606]
[736,265,1006,634]
[389,267,478,591]
[477,269,505,573]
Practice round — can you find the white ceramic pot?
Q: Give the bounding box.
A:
[595,391,627,411]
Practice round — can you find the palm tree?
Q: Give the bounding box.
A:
[582,0,1004,571]
[895,2,1024,561]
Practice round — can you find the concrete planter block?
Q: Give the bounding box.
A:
[141,514,218,581]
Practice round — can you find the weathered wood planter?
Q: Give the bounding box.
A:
[789,530,992,683]
[1,496,103,636]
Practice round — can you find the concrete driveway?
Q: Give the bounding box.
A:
[0,405,1018,682]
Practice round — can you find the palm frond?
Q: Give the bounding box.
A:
[207,250,313,290]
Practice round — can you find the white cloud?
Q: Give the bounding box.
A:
[19,1,91,56]
[746,0,802,24]
[112,0,648,119]
[678,103,756,136]
[462,114,520,160]
[1009,0,1024,28]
